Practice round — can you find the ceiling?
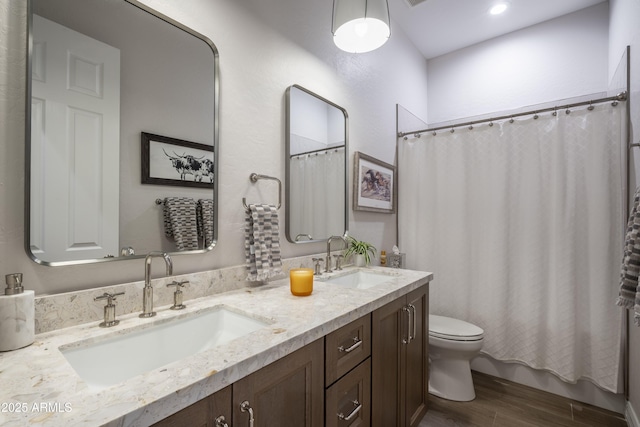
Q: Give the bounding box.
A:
[387,0,607,59]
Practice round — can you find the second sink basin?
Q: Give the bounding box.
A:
[60,306,269,391]
[323,269,397,289]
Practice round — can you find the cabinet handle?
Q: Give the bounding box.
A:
[402,306,411,344]
[337,400,362,421]
[215,415,229,427]
[240,400,255,427]
[338,337,362,353]
[408,303,417,343]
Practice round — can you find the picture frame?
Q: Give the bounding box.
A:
[353,151,396,213]
[141,132,214,189]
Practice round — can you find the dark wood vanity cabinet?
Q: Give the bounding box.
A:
[151,385,232,427]
[153,285,429,427]
[232,338,324,426]
[372,286,429,427]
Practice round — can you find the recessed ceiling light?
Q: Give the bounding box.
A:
[489,3,509,15]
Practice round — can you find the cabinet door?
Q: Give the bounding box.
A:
[325,314,371,386]
[404,286,428,427]
[325,358,371,427]
[151,385,231,427]
[233,338,324,427]
[371,296,405,427]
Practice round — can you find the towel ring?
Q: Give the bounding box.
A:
[242,173,282,210]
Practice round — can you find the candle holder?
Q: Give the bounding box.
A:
[289,268,314,296]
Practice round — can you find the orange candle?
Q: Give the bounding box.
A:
[289,268,314,296]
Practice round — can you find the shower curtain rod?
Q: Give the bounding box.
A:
[398,91,628,139]
[289,145,344,158]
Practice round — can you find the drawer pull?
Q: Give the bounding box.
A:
[338,400,362,421]
[240,400,255,427]
[338,337,362,353]
[215,415,229,427]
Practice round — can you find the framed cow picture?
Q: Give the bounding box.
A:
[141,132,214,189]
[353,151,395,213]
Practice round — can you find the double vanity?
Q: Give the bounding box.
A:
[0,266,432,426]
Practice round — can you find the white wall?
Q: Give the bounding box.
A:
[609,0,640,422]
[426,3,610,124]
[0,0,428,295]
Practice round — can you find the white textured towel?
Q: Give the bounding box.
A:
[245,204,282,281]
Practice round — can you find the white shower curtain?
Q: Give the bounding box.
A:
[290,148,345,240]
[398,104,626,392]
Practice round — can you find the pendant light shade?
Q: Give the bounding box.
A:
[332,0,391,53]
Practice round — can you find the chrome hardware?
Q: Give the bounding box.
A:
[338,337,362,353]
[333,254,344,271]
[295,233,313,241]
[4,273,24,295]
[242,173,282,210]
[312,258,323,275]
[167,280,188,310]
[337,400,362,421]
[214,415,229,427]
[326,235,347,273]
[402,306,411,344]
[408,304,417,343]
[240,400,255,427]
[140,252,173,318]
[94,292,125,327]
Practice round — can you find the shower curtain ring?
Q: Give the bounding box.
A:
[552,108,558,116]
[612,100,619,106]
[403,136,408,140]
[533,112,539,120]
[468,124,474,130]
[489,122,494,127]
[432,131,437,136]
[588,102,594,111]
[509,117,514,123]
[565,108,571,114]
[450,128,455,133]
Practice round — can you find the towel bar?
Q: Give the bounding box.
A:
[242,173,282,210]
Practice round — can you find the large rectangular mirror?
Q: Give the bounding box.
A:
[26,0,219,265]
[285,85,348,243]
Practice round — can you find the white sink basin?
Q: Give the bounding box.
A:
[323,270,396,289]
[60,306,269,391]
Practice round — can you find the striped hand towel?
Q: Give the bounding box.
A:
[163,197,199,251]
[617,186,640,325]
[245,204,282,281]
[197,199,214,248]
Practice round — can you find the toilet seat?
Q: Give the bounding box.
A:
[429,315,484,341]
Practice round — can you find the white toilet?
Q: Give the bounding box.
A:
[428,314,484,402]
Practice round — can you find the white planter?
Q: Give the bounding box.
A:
[354,254,366,267]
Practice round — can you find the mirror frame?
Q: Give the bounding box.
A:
[24,0,220,266]
[285,84,349,244]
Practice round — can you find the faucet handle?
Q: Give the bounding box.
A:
[94,292,125,328]
[333,254,344,271]
[167,280,188,310]
[312,258,323,276]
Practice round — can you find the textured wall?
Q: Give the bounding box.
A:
[0,0,428,295]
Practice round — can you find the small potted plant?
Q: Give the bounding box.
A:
[344,236,377,267]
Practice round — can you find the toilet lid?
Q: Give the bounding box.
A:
[429,315,484,341]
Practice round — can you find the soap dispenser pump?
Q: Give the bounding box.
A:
[0,273,35,351]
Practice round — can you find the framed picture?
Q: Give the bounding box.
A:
[141,132,214,189]
[353,151,396,213]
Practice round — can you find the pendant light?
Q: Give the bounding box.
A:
[332,0,391,53]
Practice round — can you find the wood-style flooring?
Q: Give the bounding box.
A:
[419,371,627,427]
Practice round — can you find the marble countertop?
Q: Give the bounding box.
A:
[0,266,432,427]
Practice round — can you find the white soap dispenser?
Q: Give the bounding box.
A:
[0,273,35,351]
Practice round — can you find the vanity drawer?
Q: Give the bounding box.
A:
[325,357,371,427]
[325,314,371,386]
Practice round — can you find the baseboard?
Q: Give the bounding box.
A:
[627,401,640,427]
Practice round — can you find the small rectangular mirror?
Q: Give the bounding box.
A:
[285,85,348,243]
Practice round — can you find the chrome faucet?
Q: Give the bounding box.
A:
[140,252,173,318]
[326,235,347,273]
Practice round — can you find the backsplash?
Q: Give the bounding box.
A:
[35,253,334,334]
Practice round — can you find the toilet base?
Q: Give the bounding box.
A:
[429,358,476,402]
